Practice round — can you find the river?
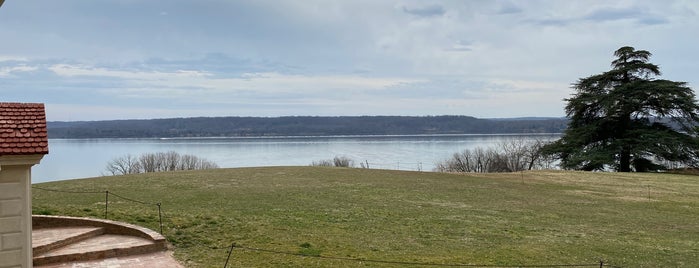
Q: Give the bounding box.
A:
[33,134,560,183]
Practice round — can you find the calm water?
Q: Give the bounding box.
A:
[33,134,560,183]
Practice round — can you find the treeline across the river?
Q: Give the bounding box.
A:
[48,116,567,138]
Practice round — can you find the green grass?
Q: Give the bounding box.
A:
[32,167,699,267]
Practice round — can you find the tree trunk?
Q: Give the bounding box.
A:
[618,105,633,172]
[619,147,631,172]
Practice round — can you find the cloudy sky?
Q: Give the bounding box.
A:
[1,0,697,121]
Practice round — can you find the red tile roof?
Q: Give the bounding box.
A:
[0,102,49,155]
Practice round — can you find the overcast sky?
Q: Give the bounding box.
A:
[1,0,697,121]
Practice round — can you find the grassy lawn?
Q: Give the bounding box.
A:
[32,167,699,267]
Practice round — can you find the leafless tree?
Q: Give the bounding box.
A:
[138,153,158,173]
[105,154,142,175]
[105,151,219,175]
[435,138,555,173]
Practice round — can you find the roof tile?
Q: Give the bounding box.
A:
[0,102,49,156]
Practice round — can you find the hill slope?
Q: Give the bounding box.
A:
[32,167,699,267]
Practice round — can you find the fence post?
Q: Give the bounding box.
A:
[599,259,604,268]
[104,190,109,219]
[224,242,235,268]
[157,203,163,234]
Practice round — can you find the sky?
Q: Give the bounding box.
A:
[1,0,698,121]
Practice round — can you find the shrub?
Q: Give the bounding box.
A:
[332,156,354,167]
[310,160,334,167]
[311,156,355,168]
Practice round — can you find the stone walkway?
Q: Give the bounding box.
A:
[34,251,182,268]
[32,215,183,268]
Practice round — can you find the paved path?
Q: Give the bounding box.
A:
[35,251,183,268]
[32,215,184,268]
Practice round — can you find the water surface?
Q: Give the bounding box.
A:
[34,134,560,183]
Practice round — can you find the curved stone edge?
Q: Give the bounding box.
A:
[32,215,166,246]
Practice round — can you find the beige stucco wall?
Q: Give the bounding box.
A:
[0,155,42,268]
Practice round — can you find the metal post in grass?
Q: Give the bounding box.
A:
[224,242,235,268]
[599,259,605,267]
[104,190,109,219]
[157,202,163,234]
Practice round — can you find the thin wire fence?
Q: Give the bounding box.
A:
[32,185,164,234]
[32,185,624,268]
[358,161,427,171]
[31,185,104,194]
[223,242,620,268]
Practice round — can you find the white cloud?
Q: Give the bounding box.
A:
[3,1,699,120]
[48,64,424,98]
[0,65,37,77]
[233,72,423,92]
[48,64,211,79]
[46,103,207,121]
[402,4,446,17]
[0,56,28,62]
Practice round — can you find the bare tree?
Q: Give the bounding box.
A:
[105,154,142,175]
[195,158,219,170]
[105,151,219,175]
[161,151,180,171]
[138,153,157,173]
[435,147,502,173]
[435,138,555,173]
[526,139,557,170]
[179,154,199,170]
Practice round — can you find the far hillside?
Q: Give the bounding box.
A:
[47,115,567,138]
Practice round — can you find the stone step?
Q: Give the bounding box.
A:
[32,226,105,256]
[33,234,164,266]
[32,215,172,266]
[33,251,182,268]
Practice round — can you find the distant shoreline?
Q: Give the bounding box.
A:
[46,132,564,140]
[47,115,568,139]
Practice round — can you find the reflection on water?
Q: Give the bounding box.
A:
[34,134,560,183]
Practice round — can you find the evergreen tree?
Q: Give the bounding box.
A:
[543,46,699,171]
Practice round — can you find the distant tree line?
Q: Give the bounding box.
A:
[48,116,567,139]
[105,151,219,175]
